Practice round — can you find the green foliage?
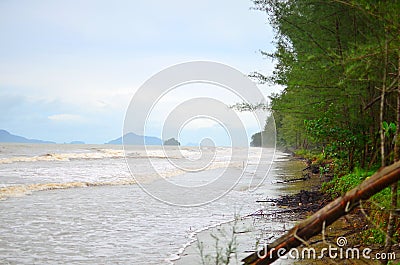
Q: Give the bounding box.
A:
[253,0,400,169]
[322,167,399,245]
[251,115,276,147]
[293,149,311,157]
[362,228,386,245]
[371,185,400,209]
[382,121,396,138]
[250,132,262,147]
[319,165,329,177]
[322,167,375,198]
[294,149,324,162]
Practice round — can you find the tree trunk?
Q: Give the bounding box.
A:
[384,50,400,256]
[380,37,388,167]
[242,161,400,265]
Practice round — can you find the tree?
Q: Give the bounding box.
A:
[252,0,400,168]
[250,115,276,148]
[252,0,400,258]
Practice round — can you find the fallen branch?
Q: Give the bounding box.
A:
[255,199,276,203]
[242,160,400,265]
[275,176,309,183]
[249,208,304,216]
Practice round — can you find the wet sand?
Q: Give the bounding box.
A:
[174,159,318,265]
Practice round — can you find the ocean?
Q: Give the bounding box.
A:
[0,143,289,264]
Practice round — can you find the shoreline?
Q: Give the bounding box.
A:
[174,154,399,265]
[173,157,315,264]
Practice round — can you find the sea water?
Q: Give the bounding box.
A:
[0,143,289,264]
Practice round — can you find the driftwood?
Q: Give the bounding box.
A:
[242,160,400,265]
[275,176,309,184]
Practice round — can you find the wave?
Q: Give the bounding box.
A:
[0,180,136,201]
[0,160,242,201]
[0,149,126,164]
[0,148,225,164]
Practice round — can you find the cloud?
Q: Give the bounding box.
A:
[183,118,219,130]
[48,114,84,122]
[0,0,278,145]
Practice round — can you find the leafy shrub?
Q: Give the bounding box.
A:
[322,167,375,198]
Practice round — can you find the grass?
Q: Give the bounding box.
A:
[197,218,239,265]
[294,149,325,163]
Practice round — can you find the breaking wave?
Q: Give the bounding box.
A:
[0,149,126,164]
[0,145,252,201]
[0,147,223,164]
[0,180,137,201]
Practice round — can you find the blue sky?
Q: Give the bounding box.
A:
[0,0,278,145]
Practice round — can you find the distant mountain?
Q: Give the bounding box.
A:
[106,132,162,145]
[0,129,55,144]
[69,141,85,144]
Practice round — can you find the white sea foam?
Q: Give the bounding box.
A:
[0,149,126,164]
[0,145,259,200]
[0,180,137,200]
[0,146,230,164]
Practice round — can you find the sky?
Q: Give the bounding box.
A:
[0,0,278,145]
